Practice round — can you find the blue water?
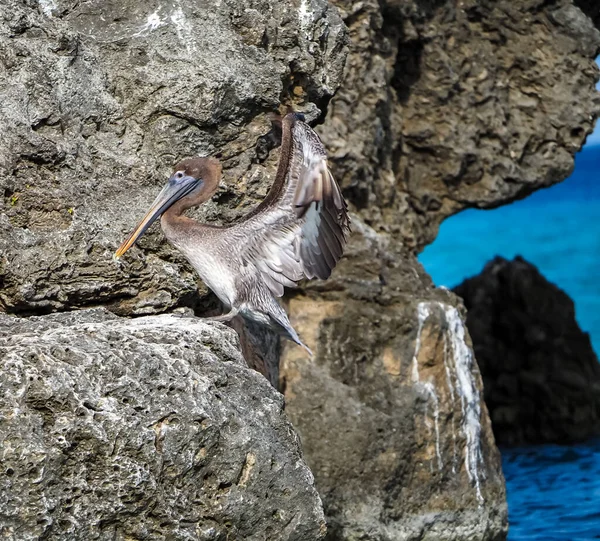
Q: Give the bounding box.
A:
[503,440,600,541]
[420,145,600,354]
[419,145,600,540]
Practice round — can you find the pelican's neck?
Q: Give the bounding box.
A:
[160,196,209,247]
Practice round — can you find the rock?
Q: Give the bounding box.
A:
[280,229,508,540]
[0,308,325,540]
[574,0,600,28]
[277,0,600,537]
[0,0,347,315]
[453,256,600,445]
[317,0,600,249]
[2,0,600,539]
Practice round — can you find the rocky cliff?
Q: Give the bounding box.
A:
[1,0,599,539]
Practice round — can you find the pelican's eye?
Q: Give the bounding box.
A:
[175,171,184,179]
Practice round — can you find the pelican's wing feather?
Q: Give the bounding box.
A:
[239,113,350,297]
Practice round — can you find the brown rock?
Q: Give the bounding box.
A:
[280,232,507,539]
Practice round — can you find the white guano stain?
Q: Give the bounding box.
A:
[134,10,167,36]
[421,381,442,470]
[298,0,313,38]
[443,304,484,503]
[411,303,430,382]
[170,7,196,53]
[38,0,57,17]
[133,6,195,52]
[412,301,484,503]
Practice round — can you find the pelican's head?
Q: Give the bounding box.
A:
[114,157,222,258]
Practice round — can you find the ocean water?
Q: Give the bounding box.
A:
[419,145,600,354]
[502,440,600,541]
[418,145,600,540]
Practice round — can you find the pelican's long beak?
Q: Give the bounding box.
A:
[115,175,199,258]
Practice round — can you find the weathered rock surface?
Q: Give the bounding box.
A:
[281,229,507,540]
[318,0,600,249]
[0,0,347,315]
[277,0,600,538]
[2,0,600,539]
[0,308,325,540]
[454,256,600,446]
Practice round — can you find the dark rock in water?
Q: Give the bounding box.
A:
[453,256,600,446]
[0,309,325,540]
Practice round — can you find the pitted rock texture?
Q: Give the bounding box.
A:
[318,0,600,249]
[454,256,600,446]
[280,225,507,541]
[0,0,346,315]
[0,309,325,540]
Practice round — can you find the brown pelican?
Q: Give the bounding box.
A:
[115,112,350,354]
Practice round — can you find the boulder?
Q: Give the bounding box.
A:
[453,256,600,445]
[318,0,600,249]
[280,229,508,540]
[277,0,600,537]
[0,308,325,540]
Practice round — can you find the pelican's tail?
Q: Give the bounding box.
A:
[267,307,313,357]
[282,324,313,357]
[240,300,313,357]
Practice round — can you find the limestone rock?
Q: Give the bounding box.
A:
[0,0,347,315]
[317,0,600,249]
[280,225,508,540]
[0,308,325,540]
[454,256,600,445]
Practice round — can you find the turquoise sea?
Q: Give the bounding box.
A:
[419,144,600,540]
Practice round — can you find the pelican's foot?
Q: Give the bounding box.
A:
[207,308,239,323]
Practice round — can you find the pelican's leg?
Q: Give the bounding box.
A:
[208,307,240,322]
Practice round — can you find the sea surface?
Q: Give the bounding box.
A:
[419,144,600,540]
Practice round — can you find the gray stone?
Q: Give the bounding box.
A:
[2,0,600,539]
[0,0,347,315]
[0,308,325,540]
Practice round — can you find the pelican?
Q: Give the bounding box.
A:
[115,112,350,354]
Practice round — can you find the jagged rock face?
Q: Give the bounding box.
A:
[318,0,600,249]
[575,0,600,28]
[0,0,346,315]
[0,309,325,540]
[279,0,600,537]
[2,0,600,540]
[281,230,507,540]
[453,256,600,446]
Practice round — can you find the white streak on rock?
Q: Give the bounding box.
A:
[38,0,56,17]
[442,334,458,474]
[171,7,195,53]
[421,382,442,470]
[411,303,431,382]
[298,0,313,38]
[412,301,484,501]
[134,10,167,36]
[412,303,442,470]
[443,304,484,503]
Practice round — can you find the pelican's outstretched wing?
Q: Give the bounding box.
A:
[239,112,350,297]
